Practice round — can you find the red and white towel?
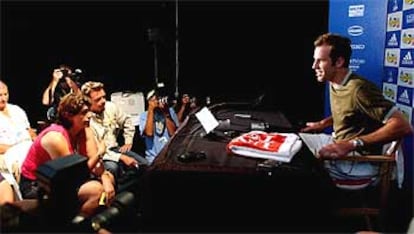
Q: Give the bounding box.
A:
[226,131,302,162]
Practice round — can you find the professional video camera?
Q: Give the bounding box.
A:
[90,191,138,232]
[61,68,83,82]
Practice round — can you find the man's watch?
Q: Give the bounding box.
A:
[351,138,365,149]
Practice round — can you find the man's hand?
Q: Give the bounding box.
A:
[119,154,139,168]
[301,121,325,133]
[28,128,37,140]
[148,98,158,112]
[118,144,132,153]
[318,141,354,158]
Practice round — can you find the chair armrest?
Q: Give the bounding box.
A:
[320,155,395,162]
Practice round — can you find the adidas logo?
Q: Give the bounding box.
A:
[398,89,411,105]
[401,51,413,66]
[388,33,399,47]
[407,14,414,24]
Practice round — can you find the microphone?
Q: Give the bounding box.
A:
[215,119,231,131]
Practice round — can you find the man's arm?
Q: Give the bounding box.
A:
[318,111,412,158]
[165,108,178,136]
[356,111,412,146]
[143,100,157,137]
[115,105,135,152]
[301,116,333,132]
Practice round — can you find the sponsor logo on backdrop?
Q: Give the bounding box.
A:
[398,67,414,87]
[397,87,412,105]
[349,5,365,17]
[387,32,400,47]
[403,9,414,28]
[403,0,414,11]
[351,44,365,50]
[396,103,413,123]
[348,25,364,36]
[385,48,401,67]
[391,0,400,12]
[401,50,414,66]
[349,58,366,71]
[387,11,403,31]
[407,12,414,24]
[384,67,399,83]
[401,29,414,48]
[383,82,397,101]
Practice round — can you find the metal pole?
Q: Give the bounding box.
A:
[174,0,179,99]
[153,42,159,87]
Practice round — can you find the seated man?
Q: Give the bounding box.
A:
[139,89,179,164]
[0,80,36,200]
[301,33,413,189]
[81,81,147,183]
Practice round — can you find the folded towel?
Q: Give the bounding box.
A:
[227,131,302,162]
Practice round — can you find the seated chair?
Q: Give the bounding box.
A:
[321,138,403,231]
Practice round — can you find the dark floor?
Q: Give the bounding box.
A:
[1,169,413,233]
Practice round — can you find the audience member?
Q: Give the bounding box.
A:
[174,93,198,124]
[139,89,179,164]
[20,92,115,217]
[301,33,412,189]
[41,64,81,121]
[0,80,36,200]
[0,80,36,153]
[81,81,146,183]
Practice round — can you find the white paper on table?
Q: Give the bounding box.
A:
[298,133,333,158]
[195,107,220,134]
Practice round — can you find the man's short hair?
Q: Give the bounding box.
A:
[81,81,104,96]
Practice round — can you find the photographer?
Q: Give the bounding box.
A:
[42,64,82,121]
[139,89,179,164]
[174,93,198,125]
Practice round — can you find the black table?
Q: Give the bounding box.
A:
[137,103,337,232]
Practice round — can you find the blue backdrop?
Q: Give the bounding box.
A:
[329,0,414,187]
